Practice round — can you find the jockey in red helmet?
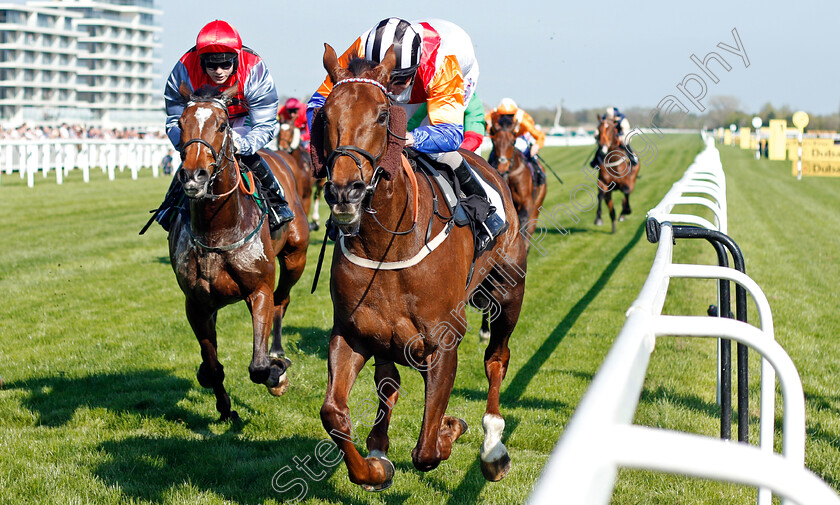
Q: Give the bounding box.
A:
[157,20,293,233]
[277,97,310,149]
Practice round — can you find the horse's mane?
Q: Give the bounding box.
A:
[346,57,379,78]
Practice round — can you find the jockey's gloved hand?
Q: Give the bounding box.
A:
[530,144,540,157]
[405,131,415,147]
[231,130,243,153]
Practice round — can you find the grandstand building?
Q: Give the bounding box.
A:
[0,0,161,128]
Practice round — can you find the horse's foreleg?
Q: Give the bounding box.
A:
[321,335,394,491]
[605,191,616,234]
[264,248,307,396]
[412,348,465,473]
[594,190,604,226]
[619,189,631,221]
[186,300,236,421]
[245,286,278,391]
[365,362,401,459]
[310,181,323,230]
[479,312,491,342]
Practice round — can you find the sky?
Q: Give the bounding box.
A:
[14,0,840,115]
[149,0,839,116]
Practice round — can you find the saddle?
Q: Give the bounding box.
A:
[403,148,499,256]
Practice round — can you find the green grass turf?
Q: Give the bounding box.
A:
[0,135,836,504]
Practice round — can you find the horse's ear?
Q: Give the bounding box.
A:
[323,43,350,84]
[373,45,397,84]
[178,81,191,100]
[221,81,239,103]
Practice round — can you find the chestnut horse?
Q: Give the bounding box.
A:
[169,83,309,421]
[315,45,527,490]
[489,117,547,254]
[594,116,639,233]
[277,121,325,231]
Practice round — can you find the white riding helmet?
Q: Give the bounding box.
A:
[497,98,518,115]
[605,107,616,119]
[362,18,423,79]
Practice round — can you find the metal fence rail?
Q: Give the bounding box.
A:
[527,133,839,505]
[0,138,172,187]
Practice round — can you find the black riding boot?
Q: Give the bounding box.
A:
[154,168,185,232]
[623,143,639,166]
[453,159,506,249]
[243,154,294,232]
[590,150,602,168]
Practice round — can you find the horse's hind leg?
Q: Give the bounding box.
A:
[263,245,308,396]
[479,312,491,342]
[187,300,237,422]
[365,362,402,459]
[321,334,394,491]
[594,190,604,226]
[480,280,524,482]
[412,348,467,473]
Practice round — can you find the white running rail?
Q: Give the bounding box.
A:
[0,138,172,187]
[527,133,838,505]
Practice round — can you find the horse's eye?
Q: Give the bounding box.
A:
[377,111,388,125]
[218,123,226,133]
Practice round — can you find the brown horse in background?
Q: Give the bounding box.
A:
[277,121,326,231]
[169,83,309,421]
[489,116,547,254]
[315,45,527,490]
[594,116,639,234]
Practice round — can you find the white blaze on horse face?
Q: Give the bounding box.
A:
[194,106,213,134]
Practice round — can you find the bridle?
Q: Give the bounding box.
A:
[180,97,239,201]
[323,77,414,236]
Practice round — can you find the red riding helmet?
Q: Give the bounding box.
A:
[196,20,242,55]
[284,97,303,111]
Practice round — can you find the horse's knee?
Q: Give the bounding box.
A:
[197,361,224,388]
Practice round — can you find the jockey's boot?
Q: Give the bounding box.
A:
[243,154,295,232]
[622,143,639,166]
[590,151,602,169]
[454,159,506,249]
[155,169,185,232]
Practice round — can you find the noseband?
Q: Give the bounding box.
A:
[180,97,238,200]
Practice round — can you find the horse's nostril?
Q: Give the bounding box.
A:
[348,181,367,203]
[177,170,188,184]
[324,182,338,206]
[195,169,209,182]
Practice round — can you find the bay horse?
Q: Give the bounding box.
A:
[594,115,639,233]
[314,45,527,490]
[169,83,309,421]
[489,116,547,254]
[277,121,325,231]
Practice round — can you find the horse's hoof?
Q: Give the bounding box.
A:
[619,215,626,222]
[480,451,511,482]
[595,218,603,226]
[478,329,491,343]
[442,416,469,442]
[266,371,289,397]
[309,221,320,231]
[219,410,240,423]
[360,455,395,492]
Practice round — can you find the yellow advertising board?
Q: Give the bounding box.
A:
[792,160,840,177]
[768,120,787,160]
[801,144,840,161]
[740,127,751,149]
[724,129,732,146]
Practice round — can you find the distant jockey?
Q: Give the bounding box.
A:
[486,97,546,184]
[591,106,638,169]
[277,97,310,151]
